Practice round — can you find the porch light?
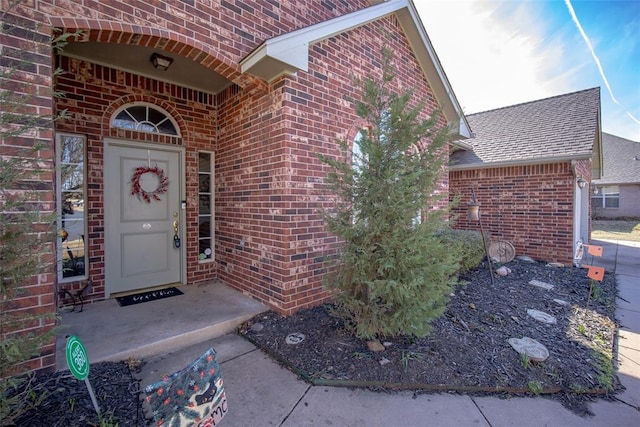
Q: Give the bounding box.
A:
[577,177,587,189]
[467,202,480,221]
[468,188,495,287]
[150,53,174,71]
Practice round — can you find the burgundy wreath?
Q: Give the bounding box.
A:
[131,165,169,203]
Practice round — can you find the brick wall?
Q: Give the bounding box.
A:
[0,11,58,373]
[450,162,582,265]
[215,15,448,314]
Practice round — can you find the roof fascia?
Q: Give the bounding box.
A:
[449,154,593,171]
[240,0,471,139]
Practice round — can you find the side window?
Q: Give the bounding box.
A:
[592,186,620,208]
[352,130,365,171]
[57,134,87,280]
[198,152,214,261]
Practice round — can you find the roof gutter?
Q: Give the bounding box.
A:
[449,154,592,171]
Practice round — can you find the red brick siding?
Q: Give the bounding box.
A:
[0,12,57,373]
[450,162,580,265]
[216,16,448,314]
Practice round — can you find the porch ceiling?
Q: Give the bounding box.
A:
[60,42,233,95]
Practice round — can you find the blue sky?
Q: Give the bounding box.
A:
[415,0,640,142]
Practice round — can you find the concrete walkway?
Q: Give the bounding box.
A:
[136,238,640,426]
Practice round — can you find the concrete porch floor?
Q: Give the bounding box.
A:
[55,281,268,371]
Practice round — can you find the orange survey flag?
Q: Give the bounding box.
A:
[581,264,605,281]
[585,245,603,257]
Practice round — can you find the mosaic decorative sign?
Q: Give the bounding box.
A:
[145,348,227,427]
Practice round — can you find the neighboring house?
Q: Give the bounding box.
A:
[2,0,470,372]
[591,132,640,219]
[449,88,602,266]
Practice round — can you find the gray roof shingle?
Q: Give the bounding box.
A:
[593,132,640,185]
[450,88,601,169]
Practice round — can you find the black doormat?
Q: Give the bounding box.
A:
[116,287,183,307]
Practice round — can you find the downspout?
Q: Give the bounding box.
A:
[570,160,586,266]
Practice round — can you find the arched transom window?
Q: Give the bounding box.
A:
[111,104,179,136]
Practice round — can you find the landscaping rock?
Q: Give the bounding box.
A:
[527,309,557,324]
[496,266,511,276]
[251,322,264,332]
[367,340,385,352]
[546,262,565,268]
[529,279,554,290]
[286,332,305,344]
[508,336,550,362]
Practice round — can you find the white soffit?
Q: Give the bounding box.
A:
[240,0,471,139]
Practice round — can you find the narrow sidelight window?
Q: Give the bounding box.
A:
[57,133,87,280]
[198,152,214,261]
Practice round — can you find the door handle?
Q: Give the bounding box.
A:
[172,220,180,248]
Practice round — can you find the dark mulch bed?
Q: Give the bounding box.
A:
[11,259,620,424]
[12,361,143,426]
[240,259,621,416]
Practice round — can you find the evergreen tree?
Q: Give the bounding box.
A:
[319,47,460,339]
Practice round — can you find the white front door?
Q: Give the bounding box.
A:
[104,140,183,296]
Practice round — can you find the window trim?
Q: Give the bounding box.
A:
[111,102,181,136]
[56,133,88,282]
[592,185,620,209]
[198,151,215,262]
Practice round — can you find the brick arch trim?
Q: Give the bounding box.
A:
[104,95,185,133]
[48,17,262,90]
[347,119,371,143]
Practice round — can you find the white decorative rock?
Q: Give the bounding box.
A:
[495,266,511,276]
[546,262,564,268]
[250,322,264,332]
[379,357,391,366]
[285,332,305,345]
[527,309,557,324]
[528,279,554,290]
[508,337,549,362]
[517,255,535,263]
[553,299,570,306]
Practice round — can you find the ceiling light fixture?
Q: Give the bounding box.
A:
[150,52,174,71]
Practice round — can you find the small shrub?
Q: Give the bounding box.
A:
[435,228,485,274]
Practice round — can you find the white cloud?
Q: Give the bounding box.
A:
[415,0,640,141]
[417,0,562,113]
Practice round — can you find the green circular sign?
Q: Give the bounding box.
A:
[66,335,89,380]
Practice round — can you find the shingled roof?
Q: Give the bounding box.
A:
[450,88,602,174]
[593,132,640,185]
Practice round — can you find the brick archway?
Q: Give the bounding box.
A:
[47,17,263,91]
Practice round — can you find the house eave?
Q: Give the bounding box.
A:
[450,140,474,151]
[240,0,471,139]
[449,154,592,172]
